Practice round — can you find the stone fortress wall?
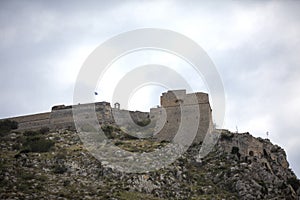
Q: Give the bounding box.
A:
[3,90,213,144]
[8,112,51,131]
[49,102,115,130]
[7,102,115,131]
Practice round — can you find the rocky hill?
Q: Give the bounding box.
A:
[0,122,299,200]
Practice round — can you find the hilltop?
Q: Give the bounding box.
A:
[0,125,299,199]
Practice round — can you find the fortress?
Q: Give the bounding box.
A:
[2,90,299,199]
[4,90,213,144]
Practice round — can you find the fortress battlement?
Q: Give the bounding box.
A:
[2,90,213,144]
[160,90,210,108]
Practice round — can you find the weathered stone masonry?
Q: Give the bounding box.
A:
[151,90,213,144]
[8,112,51,131]
[7,102,114,131]
[3,90,214,144]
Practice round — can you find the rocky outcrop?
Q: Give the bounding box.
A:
[0,127,299,199]
[213,131,299,199]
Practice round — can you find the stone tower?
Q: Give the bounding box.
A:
[151,90,213,144]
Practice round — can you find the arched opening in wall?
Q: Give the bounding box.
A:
[231,146,239,154]
[263,149,269,158]
[249,151,254,156]
[114,102,120,110]
[264,162,270,172]
[175,99,184,104]
[231,146,241,160]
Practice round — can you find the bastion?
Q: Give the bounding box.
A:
[151,90,213,144]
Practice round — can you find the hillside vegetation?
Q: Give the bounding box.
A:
[0,124,299,199]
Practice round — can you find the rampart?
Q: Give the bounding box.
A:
[4,102,115,131]
[9,112,51,131]
[3,90,213,144]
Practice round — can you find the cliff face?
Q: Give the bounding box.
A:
[215,131,299,199]
[0,126,299,200]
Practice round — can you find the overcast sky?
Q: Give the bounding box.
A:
[1,0,300,177]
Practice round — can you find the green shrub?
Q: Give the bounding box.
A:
[20,172,35,180]
[101,125,115,139]
[0,129,9,137]
[220,133,233,141]
[39,127,50,134]
[22,135,54,153]
[52,164,68,174]
[115,141,124,146]
[136,119,151,127]
[55,151,67,160]
[0,119,18,136]
[24,130,43,136]
[102,125,114,134]
[12,143,21,150]
[101,125,138,140]
[0,119,18,130]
